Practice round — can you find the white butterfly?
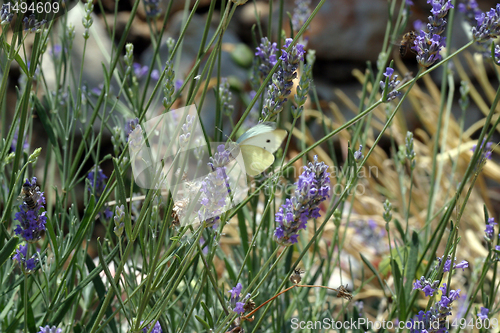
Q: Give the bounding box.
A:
[234,122,287,176]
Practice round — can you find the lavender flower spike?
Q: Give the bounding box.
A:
[38,326,62,333]
[255,37,278,80]
[472,4,500,41]
[228,283,250,314]
[458,0,482,27]
[408,283,461,333]
[380,67,402,102]
[261,38,305,121]
[87,166,113,219]
[478,307,489,320]
[14,177,47,243]
[197,145,232,227]
[413,31,446,67]
[274,155,330,246]
[12,243,38,271]
[1,4,13,26]
[141,321,162,333]
[292,0,312,31]
[412,0,453,67]
[484,217,497,242]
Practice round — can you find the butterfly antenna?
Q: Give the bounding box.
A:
[214,126,233,143]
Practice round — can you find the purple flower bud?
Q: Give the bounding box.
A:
[274,156,330,246]
[478,307,489,320]
[380,67,402,102]
[37,326,62,333]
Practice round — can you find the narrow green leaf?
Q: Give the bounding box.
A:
[85,253,118,333]
[32,96,63,168]
[237,209,249,255]
[393,218,406,242]
[404,232,419,303]
[200,301,214,328]
[360,253,384,292]
[392,258,406,319]
[2,40,29,75]
[64,196,95,263]
[44,214,59,262]
[0,236,18,268]
[96,240,122,333]
[51,293,77,325]
[194,315,211,330]
[224,258,237,282]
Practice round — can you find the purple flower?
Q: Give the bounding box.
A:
[411,0,453,67]
[228,283,250,314]
[125,118,139,139]
[23,14,47,33]
[175,79,183,92]
[141,321,162,333]
[413,276,439,297]
[133,63,149,79]
[1,4,13,25]
[10,126,30,152]
[410,283,461,332]
[274,156,330,246]
[292,0,312,31]
[472,4,500,41]
[458,0,493,57]
[143,0,161,17]
[12,243,38,271]
[380,67,402,102]
[435,255,469,272]
[406,0,414,6]
[87,166,111,219]
[233,302,245,314]
[48,45,63,57]
[423,285,436,297]
[151,69,160,81]
[198,145,232,226]
[37,326,62,333]
[458,0,482,27]
[255,37,278,80]
[478,307,489,320]
[92,84,104,95]
[88,166,107,194]
[484,217,497,241]
[413,32,446,67]
[471,139,494,165]
[200,237,209,255]
[353,145,363,161]
[455,260,469,271]
[413,19,424,31]
[261,38,305,120]
[495,45,500,65]
[14,178,47,243]
[229,283,243,300]
[219,78,234,116]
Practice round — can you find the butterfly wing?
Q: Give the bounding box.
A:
[237,123,287,154]
[239,145,276,176]
[236,123,287,176]
[238,130,287,153]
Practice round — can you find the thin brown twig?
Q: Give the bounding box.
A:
[240,284,351,322]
